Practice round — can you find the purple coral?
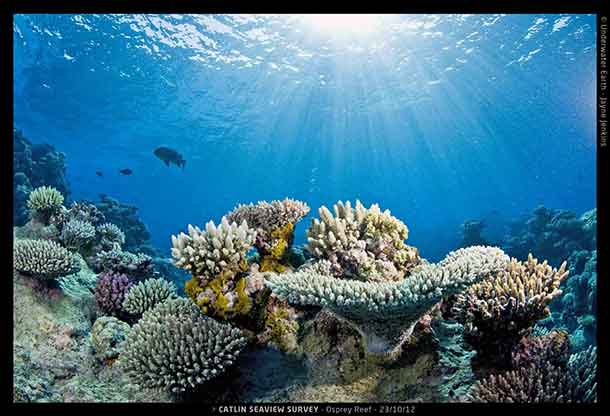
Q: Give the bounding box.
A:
[510,330,570,369]
[94,272,134,318]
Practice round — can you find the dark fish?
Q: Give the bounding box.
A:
[153,146,186,168]
[96,171,104,177]
[119,168,133,175]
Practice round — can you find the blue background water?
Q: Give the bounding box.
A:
[13,14,597,260]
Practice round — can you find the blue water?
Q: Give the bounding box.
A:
[13,14,596,260]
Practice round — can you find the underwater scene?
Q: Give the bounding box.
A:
[12,14,597,403]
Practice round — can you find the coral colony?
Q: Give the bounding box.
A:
[12,134,597,403]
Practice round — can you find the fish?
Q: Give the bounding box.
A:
[153,146,186,168]
[96,171,103,177]
[119,168,133,175]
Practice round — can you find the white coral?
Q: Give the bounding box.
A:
[171,217,256,281]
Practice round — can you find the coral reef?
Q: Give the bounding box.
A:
[60,219,96,251]
[13,268,172,403]
[95,194,156,255]
[119,298,247,393]
[27,186,65,224]
[502,206,595,268]
[459,220,489,248]
[13,128,70,226]
[266,245,510,354]
[96,223,126,251]
[171,217,256,279]
[92,247,155,279]
[172,217,261,321]
[226,198,310,271]
[57,255,98,300]
[545,249,597,350]
[13,239,80,280]
[467,346,597,403]
[94,272,134,318]
[122,277,177,316]
[305,200,420,282]
[91,317,131,363]
[443,254,568,366]
[510,330,570,369]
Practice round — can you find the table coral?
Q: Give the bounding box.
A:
[266,245,510,354]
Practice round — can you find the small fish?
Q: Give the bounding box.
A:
[153,146,186,168]
[96,171,104,177]
[119,168,133,175]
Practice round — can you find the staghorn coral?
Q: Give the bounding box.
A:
[27,186,65,224]
[122,277,177,316]
[444,254,568,363]
[96,223,126,251]
[60,219,96,251]
[226,198,310,264]
[266,246,510,353]
[91,316,131,362]
[94,272,134,318]
[467,346,597,403]
[92,247,155,279]
[13,239,80,279]
[305,200,420,282]
[119,297,247,393]
[171,217,256,281]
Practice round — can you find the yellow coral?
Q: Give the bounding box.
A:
[184,272,252,320]
[264,307,299,353]
[260,222,294,272]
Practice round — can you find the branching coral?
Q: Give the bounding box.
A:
[13,239,80,279]
[119,298,247,392]
[122,277,177,316]
[93,247,154,279]
[60,219,96,251]
[467,346,597,403]
[171,217,256,280]
[96,223,126,250]
[171,217,260,321]
[225,198,310,269]
[266,245,510,353]
[444,254,568,362]
[27,186,64,224]
[94,272,134,318]
[305,200,420,282]
[510,330,570,369]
